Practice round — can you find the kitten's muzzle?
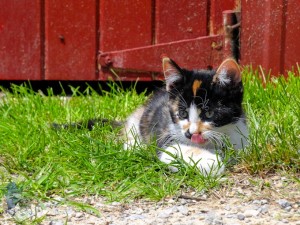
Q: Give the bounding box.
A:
[185,130,208,144]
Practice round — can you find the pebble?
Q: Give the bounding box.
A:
[277,199,291,209]
[126,214,146,220]
[178,205,189,215]
[49,221,64,225]
[285,206,292,212]
[260,204,269,214]
[282,219,289,223]
[111,201,122,206]
[158,209,172,218]
[224,205,231,211]
[244,209,260,217]
[237,214,245,220]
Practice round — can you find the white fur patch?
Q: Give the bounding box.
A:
[218,68,231,86]
[214,118,249,150]
[189,103,199,123]
[189,123,198,134]
[123,107,144,150]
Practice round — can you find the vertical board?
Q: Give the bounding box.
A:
[240,0,285,75]
[155,0,208,44]
[45,0,97,80]
[99,0,152,52]
[0,0,41,80]
[210,0,237,35]
[283,0,300,71]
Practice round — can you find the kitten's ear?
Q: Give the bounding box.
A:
[213,58,241,86]
[162,56,183,91]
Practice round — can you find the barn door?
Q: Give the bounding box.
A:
[0,0,239,81]
[98,0,240,81]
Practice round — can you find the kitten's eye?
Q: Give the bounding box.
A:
[178,110,188,119]
[205,111,214,119]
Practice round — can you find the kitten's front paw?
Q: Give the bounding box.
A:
[160,144,224,177]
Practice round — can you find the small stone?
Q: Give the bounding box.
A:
[178,205,189,215]
[75,212,84,218]
[261,199,268,205]
[49,221,64,225]
[282,219,289,223]
[111,202,121,206]
[225,213,236,218]
[213,219,224,225]
[244,209,260,217]
[277,199,291,209]
[171,206,179,213]
[260,205,269,214]
[158,209,173,218]
[284,206,292,212]
[126,214,146,220]
[168,198,176,204]
[133,207,144,215]
[237,214,245,220]
[224,205,231,211]
[180,199,187,205]
[252,200,261,205]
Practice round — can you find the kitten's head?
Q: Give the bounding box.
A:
[162,56,245,146]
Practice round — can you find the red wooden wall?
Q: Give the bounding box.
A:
[241,0,300,75]
[0,0,299,81]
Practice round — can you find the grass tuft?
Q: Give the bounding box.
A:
[241,68,300,174]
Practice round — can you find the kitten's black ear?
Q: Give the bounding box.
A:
[213,58,241,86]
[162,56,183,91]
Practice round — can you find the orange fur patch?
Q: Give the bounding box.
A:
[192,80,202,96]
[183,122,190,131]
[186,147,202,156]
[196,121,211,133]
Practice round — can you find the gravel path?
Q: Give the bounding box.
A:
[1,173,299,225]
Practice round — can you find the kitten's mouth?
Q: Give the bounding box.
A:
[191,133,207,144]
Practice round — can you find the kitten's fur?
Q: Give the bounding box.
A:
[123,57,248,176]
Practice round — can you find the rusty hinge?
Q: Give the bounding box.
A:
[223,10,241,61]
[97,51,113,71]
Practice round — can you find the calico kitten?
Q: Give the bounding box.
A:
[53,57,248,176]
[123,57,248,176]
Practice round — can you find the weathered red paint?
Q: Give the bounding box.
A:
[99,35,224,81]
[241,0,300,75]
[100,0,152,52]
[44,0,97,80]
[155,1,208,43]
[0,0,42,80]
[283,0,300,73]
[1,0,299,81]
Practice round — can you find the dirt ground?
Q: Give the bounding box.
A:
[1,173,299,225]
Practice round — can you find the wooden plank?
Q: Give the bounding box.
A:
[155,0,208,43]
[283,0,300,72]
[240,0,285,75]
[100,0,152,52]
[45,0,97,80]
[99,35,224,81]
[0,0,42,80]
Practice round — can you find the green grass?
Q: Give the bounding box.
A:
[0,69,299,210]
[241,69,300,174]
